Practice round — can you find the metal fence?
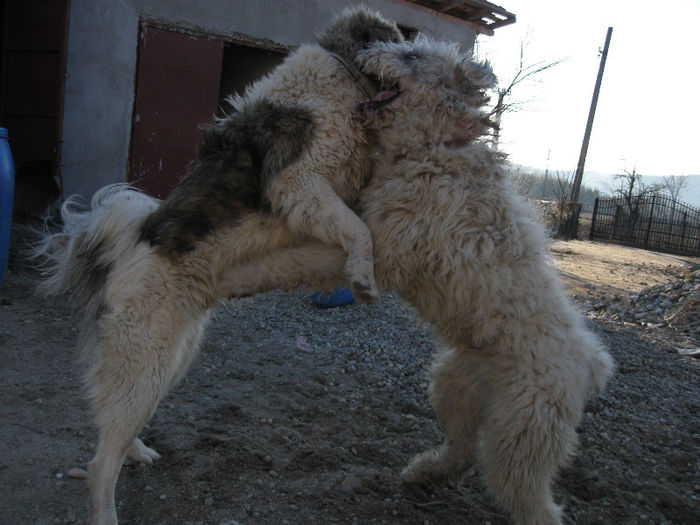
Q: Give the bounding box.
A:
[589,195,700,256]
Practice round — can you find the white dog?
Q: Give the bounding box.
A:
[223,37,615,525]
[33,8,406,524]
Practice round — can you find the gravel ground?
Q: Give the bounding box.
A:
[0,240,699,524]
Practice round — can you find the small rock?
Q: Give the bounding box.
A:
[67,467,88,479]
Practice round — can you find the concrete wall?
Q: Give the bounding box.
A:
[62,0,478,198]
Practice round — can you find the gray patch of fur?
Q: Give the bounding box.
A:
[140,101,315,256]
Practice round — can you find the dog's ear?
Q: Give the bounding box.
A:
[346,6,404,46]
[317,5,403,61]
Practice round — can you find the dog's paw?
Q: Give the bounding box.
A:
[402,448,475,488]
[401,447,454,486]
[350,279,380,304]
[401,463,442,486]
[125,437,161,465]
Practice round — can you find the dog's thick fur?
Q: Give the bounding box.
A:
[140,5,403,302]
[222,38,615,525]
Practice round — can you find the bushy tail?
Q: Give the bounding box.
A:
[32,184,160,308]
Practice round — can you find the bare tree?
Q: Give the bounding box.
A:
[661,175,688,202]
[553,171,573,206]
[612,168,662,206]
[610,168,664,233]
[535,170,575,236]
[490,39,565,148]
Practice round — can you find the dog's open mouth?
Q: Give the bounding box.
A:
[357,88,402,113]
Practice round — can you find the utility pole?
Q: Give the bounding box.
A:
[543,148,551,196]
[570,27,613,207]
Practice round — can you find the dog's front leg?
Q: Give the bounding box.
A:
[220,243,347,299]
[267,172,379,303]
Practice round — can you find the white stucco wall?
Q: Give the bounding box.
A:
[61,0,478,199]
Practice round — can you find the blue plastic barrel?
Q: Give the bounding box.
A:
[0,127,15,289]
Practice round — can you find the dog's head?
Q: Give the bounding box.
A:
[356,36,496,147]
[316,5,404,63]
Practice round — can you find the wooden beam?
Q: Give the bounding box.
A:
[390,0,495,35]
[464,8,493,22]
[392,0,517,34]
[438,1,468,12]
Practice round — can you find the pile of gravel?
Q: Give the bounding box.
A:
[591,268,699,340]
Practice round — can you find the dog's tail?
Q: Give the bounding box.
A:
[32,184,159,308]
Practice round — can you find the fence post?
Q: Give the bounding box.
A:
[644,194,656,249]
[680,211,687,252]
[612,204,621,240]
[589,197,599,240]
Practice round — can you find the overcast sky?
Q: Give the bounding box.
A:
[476,0,700,179]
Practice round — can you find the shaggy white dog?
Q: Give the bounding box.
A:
[34,8,405,525]
[223,37,615,525]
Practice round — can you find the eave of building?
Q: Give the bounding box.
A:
[395,0,516,36]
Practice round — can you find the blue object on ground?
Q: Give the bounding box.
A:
[311,287,355,308]
[0,127,14,289]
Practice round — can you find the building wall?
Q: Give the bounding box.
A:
[62,0,478,198]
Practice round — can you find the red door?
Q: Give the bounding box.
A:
[129,25,223,198]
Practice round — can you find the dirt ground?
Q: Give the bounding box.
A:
[0,239,698,525]
[549,240,694,301]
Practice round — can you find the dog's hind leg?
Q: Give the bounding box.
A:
[88,433,132,525]
[85,304,206,524]
[402,347,485,486]
[476,372,576,525]
[87,356,169,525]
[87,357,176,525]
[124,313,209,466]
